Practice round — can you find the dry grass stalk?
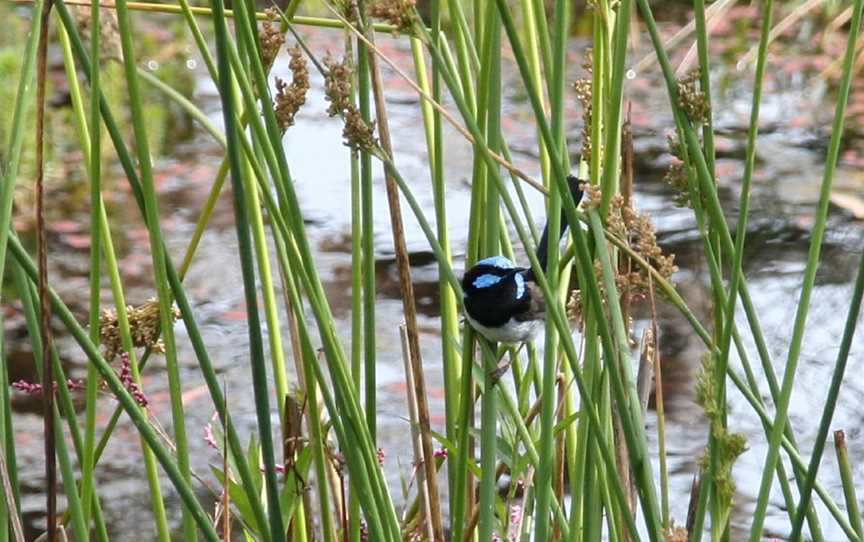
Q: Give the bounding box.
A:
[399,324,435,542]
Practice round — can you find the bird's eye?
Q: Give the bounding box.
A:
[473,273,503,289]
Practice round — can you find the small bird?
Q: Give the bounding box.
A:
[462,175,584,344]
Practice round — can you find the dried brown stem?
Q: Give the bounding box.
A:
[358,2,444,537]
[620,107,634,328]
[685,473,701,536]
[399,324,435,542]
[35,0,57,539]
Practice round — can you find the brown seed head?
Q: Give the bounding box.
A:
[323,55,377,150]
[259,8,286,68]
[571,187,678,319]
[572,50,596,162]
[663,133,692,207]
[99,298,181,361]
[677,69,710,125]
[275,46,310,131]
[323,55,354,117]
[368,0,418,35]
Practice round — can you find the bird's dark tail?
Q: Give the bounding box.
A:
[531,175,584,277]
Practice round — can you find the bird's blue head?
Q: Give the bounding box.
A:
[462,255,528,307]
[461,255,535,333]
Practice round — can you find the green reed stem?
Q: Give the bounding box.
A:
[345,25,364,541]
[535,0,568,537]
[49,16,101,532]
[600,0,629,212]
[209,0,285,537]
[708,0,774,538]
[0,0,42,285]
[269,196,398,538]
[653,203,856,538]
[693,0,716,175]
[112,0,197,537]
[412,18,461,509]
[678,146,820,539]
[236,44,289,431]
[789,236,864,538]
[59,35,176,542]
[82,0,101,526]
[0,7,44,533]
[51,4,273,536]
[8,234,222,540]
[478,3,503,538]
[13,271,89,542]
[347,1,378,450]
[639,184,854,538]
[630,3,839,536]
[242,5,401,535]
[748,0,863,537]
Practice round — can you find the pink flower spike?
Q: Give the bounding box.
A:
[11,380,42,394]
[204,423,219,451]
[509,504,522,523]
[65,379,86,391]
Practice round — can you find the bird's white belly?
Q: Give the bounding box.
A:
[466,314,543,344]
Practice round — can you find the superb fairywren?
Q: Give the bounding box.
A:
[462,175,584,344]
